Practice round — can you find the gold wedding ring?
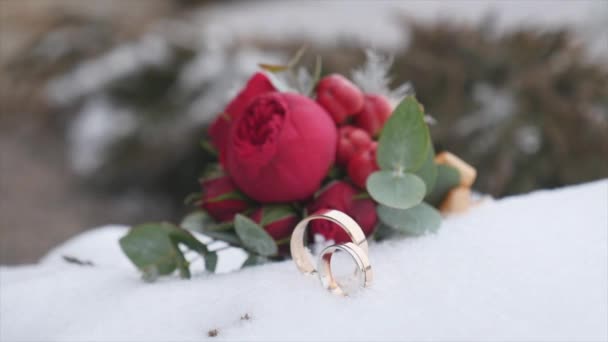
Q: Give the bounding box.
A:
[290,209,372,295]
[318,242,373,296]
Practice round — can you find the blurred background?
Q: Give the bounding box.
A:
[1,0,607,264]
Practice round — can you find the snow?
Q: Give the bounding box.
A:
[199,0,607,54]
[1,180,606,341]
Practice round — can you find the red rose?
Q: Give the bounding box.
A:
[200,175,250,222]
[250,204,299,241]
[225,92,337,202]
[208,72,276,159]
[316,74,364,124]
[353,94,392,137]
[336,126,372,166]
[347,142,379,189]
[308,181,377,243]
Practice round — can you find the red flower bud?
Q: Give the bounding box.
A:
[336,126,373,166]
[316,74,364,124]
[250,204,299,241]
[308,181,377,243]
[347,142,379,189]
[353,94,392,137]
[200,175,250,222]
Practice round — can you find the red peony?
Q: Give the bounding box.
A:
[353,94,393,137]
[347,142,379,189]
[308,181,377,243]
[208,72,276,160]
[316,74,364,124]
[336,126,372,166]
[225,92,337,202]
[250,205,299,241]
[200,175,250,222]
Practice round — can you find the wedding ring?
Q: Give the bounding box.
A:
[290,209,368,275]
[317,242,373,296]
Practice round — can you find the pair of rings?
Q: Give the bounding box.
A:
[290,209,373,296]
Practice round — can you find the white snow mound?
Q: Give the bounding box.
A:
[1,180,607,341]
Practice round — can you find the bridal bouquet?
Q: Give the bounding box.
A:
[120,50,475,280]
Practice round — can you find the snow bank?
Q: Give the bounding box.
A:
[1,180,607,341]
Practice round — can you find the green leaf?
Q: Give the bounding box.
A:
[414,142,438,195]
[260,204,295,226]
[377,202,442,236]
[180,211,242,245]
[234,214,278,257]
[119,222,184,277]
[169,228,209,255]
[377,96,430,172]
[372,222,397,241]
[258,63,289,72]
[202,230,242,246]
[426,164,461,206]
[241,254,270,268]
[205,252,218,273]
[367,170,426,209]
[180,211,214,233]
[207,190,248,203]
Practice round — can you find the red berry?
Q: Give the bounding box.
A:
[316,74,364,124]
[353,94,392,137]
[347,142,380,189]
[336,126,372,166]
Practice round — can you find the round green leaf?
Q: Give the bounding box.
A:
[415,142,438,195]
[377,96,430,172]
[367,170,426,209]
[425,164,461,206]
[119,223,181,276]
[377,202,442,235]
[234,214,278,257]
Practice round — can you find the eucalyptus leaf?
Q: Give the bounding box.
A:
[426,164,461,206]
[378,202,442,236]
[119,222,183,277]
[377,96,430,172]
[372,223,398,241]
[234,214,278,257]
[241,254,270,268]
[205,252,218,273]
[180,211,214,233]
[367,170,426,209]
[169,228,209,255]
[415,142,438,195]
[202,230,241,246]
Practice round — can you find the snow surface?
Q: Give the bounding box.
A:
[1,180,607,341]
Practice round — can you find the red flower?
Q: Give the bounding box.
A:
[353,94,393,137]
[316,74,364,124]
[200,175,250,222]
[250,204,299,241]
[347,142,379,189]
[225,92,337,202]
[208,72,276,160]
[336,126,372,166]
[308,181,377,243]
